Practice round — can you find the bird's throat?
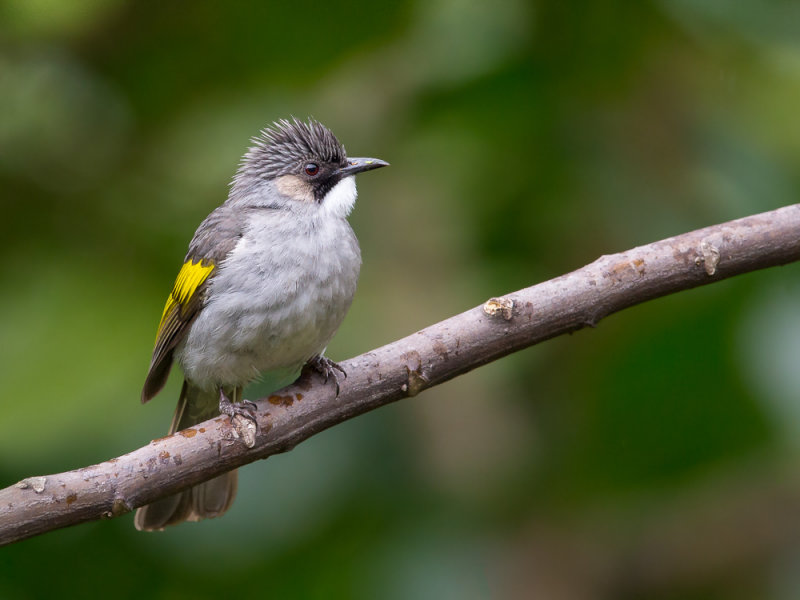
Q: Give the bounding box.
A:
[321,176,357,218]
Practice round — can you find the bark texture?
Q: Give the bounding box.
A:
[1,204,799,546]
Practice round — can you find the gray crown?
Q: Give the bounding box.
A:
[233,118,347,188]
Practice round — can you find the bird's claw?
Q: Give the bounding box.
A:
[218,389,260,439]
[307,355,347,395]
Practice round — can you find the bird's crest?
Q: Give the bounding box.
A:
[233,118,347,188]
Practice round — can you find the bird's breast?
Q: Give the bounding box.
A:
[176,212,361,388]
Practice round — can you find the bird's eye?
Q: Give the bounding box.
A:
[304,163,319,176]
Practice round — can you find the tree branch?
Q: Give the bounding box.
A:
[2,204,799,546]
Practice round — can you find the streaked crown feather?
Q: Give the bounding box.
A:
[233,118,347,190]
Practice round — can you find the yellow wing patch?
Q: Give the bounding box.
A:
[155,259,215,342]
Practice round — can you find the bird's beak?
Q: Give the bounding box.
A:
[339,157,390,176]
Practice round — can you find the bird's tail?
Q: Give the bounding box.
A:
[134,381,238,531]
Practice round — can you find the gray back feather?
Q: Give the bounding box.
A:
[186,203,247,264]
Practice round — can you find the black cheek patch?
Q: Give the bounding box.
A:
[313,175,340,202]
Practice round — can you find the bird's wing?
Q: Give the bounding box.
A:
[141,258,216,403]
[141,205,247,403]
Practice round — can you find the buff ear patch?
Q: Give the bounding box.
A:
[275,174,314,203]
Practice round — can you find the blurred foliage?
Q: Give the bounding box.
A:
[2,0,800,598]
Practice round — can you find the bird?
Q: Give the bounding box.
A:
[134,118,388,531]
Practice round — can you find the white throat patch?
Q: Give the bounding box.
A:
[322,176,357,218]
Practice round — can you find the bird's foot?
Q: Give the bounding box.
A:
[218,388,259,447]
[306,355,347,395]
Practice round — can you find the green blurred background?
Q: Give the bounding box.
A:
[2,0,800,598]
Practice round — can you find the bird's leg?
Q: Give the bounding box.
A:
[233,386,258,414]
[218,386,258,419]
[218,386,259,443]
[306,355,347,395]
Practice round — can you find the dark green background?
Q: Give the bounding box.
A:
[2,1,800,598]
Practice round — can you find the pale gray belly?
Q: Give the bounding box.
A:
[176,220,360,388]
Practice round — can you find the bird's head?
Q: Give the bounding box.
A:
[232,118,388,216]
